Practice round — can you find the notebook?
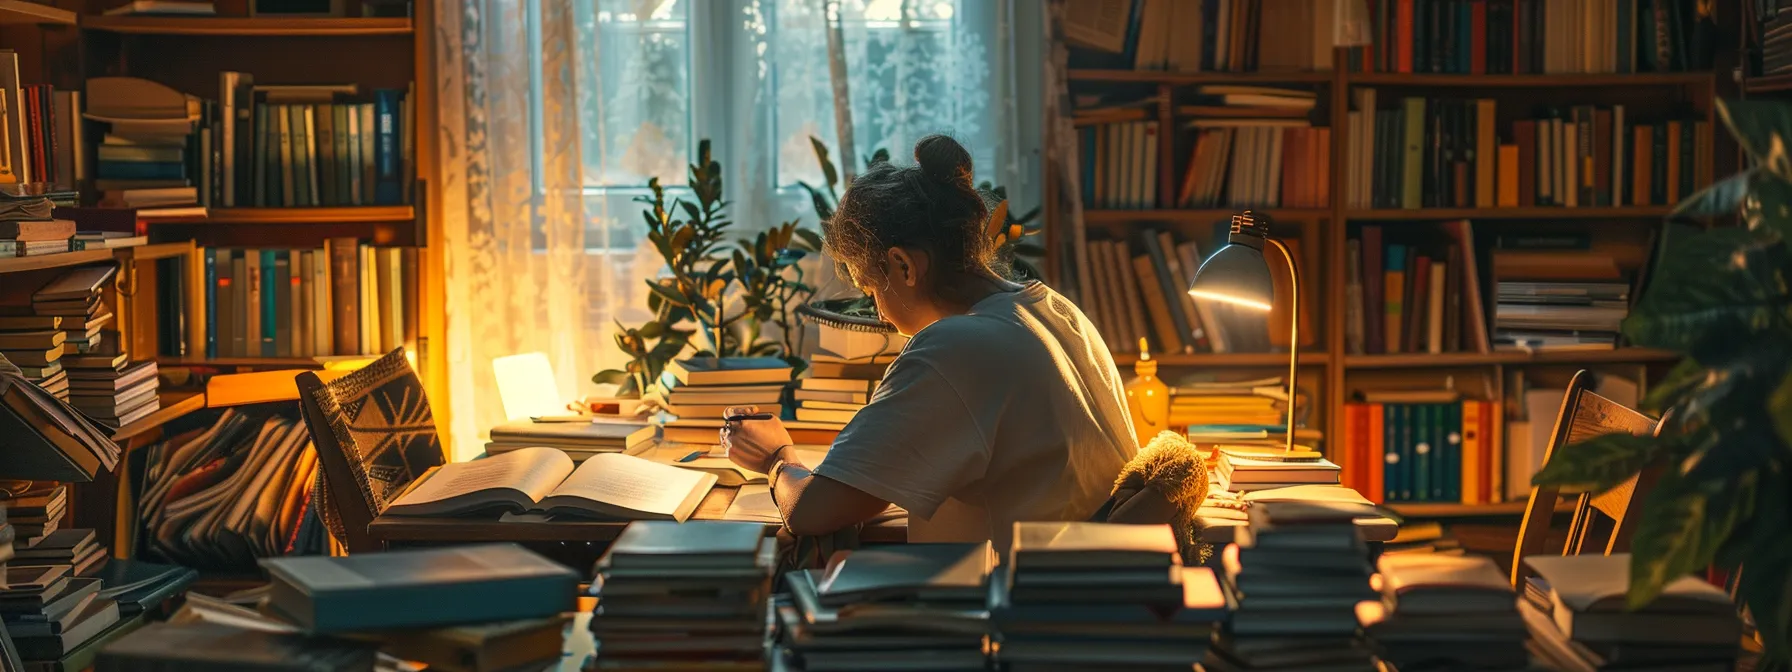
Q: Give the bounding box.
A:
[817,543,994,606]
[260,543,578,633]
[601,520,766,570]
[1009,522,1179,570]
[1376,553,1514,615]
[384,447,718,522]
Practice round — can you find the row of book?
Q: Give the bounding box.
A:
[1351,0,1711,75]
[200,73,414,208]
[1081,227,1310,355]
[1343,91,1713,210]
[3,265,162,430]
[0,51,81,188]
[1763,3,1792,77]
[156,241,418,360]
[1064,0,1339,73]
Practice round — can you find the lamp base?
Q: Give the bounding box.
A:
[1216,444,1326,462]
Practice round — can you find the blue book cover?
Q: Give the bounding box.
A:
[1458,1,1472,74]
[374,90,403,205]
[261,250,277,357]
[204,249,217,359]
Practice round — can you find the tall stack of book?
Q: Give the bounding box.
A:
[794,326,904,430]
[2,483,66,548]
[591,521,772,670]
[647,357,792,426]
[86,77,204,222]
[993,522,1225,670]
[1172,376,1303,433]
[0,199,72,259]
[777,542,992,671]
[1210,500,1381,670]
[0,316,68,400]
[0,564,121,664]
[32,265,156,430]
[1520,554,1741,671]
[1175,86,1328,209]
[1358,553,1527,670]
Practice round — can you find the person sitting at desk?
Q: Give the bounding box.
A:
[722,135,1138,553]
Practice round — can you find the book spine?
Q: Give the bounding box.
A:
[329,238,361,355]
[205,249,218,359]
[261,249,278,357]
[375,90,403,205]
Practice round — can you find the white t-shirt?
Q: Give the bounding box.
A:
[811,282,1140,553]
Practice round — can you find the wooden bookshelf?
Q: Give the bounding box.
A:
[1389,501,1577,517]
[1085,208,1330,224]
[160,357,323,369]
[1345,206,1675,221]
[0,0,74,25]
[1346,349,1680,369]
[179,206,418,225]
[80,16,412,36]
[1110,352,1327,367]
[1069,69,1334,84]
[1343,72,1713,87]
[0,249,113,274]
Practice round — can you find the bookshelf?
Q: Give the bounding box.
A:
[79,16,413,36]
[1055,27,1717,519]
[0,0,72,25]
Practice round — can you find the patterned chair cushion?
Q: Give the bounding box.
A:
[305,349,444,545]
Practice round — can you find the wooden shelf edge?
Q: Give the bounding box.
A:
[0,249,114,275]
[80,15,413,36]
[1346,206,1672,221]
[1346,72,1713,87]
[159,357,323,368]
[1390,500,1576,517]
[1345,348,1679,369]
[0,0,75,25]
[112,390,206,443]
[1085,208,1331,223]
[1111,352,1326,366]
[155,206,418,225]
[1069,69,1332,84]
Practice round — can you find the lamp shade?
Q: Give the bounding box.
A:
[1187,241,1276,312]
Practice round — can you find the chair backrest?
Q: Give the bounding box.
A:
[1510,369,1665,587]
[295,348,445,553]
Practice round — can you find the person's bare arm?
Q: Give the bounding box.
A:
[764,447,889,536]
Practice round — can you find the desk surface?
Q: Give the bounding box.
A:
[368,485,909,545]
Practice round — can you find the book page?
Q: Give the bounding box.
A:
[547,453,714,516]
[721,484,780,523]
[389,447,573,510]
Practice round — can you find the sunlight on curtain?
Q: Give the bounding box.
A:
[436,0,1038,456]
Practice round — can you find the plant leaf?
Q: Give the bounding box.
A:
[1643,357,1704,414]
[1626,471,1744,609]
[1771,369,1792,450]
[1530,432,1665,493]
[795,227,823,251]
[635,320,663,340]
[1716,99,1792,182]
[645,280,690,307]
[1673,170,1754,218]
[1623,229,1792,353]
[809,136,839,190]
[592,369,629,386]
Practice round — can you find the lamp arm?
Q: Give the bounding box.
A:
[1267,237,1299,455]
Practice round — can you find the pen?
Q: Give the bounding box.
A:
[724,413,775,423]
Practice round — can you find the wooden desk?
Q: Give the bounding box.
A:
[367,486,909,546]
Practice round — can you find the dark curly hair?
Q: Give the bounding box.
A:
[824,134,998,307]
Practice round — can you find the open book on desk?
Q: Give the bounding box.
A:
[384,447,718,522]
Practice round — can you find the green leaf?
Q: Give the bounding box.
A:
[1716,99,1792,182]
[1674,170,1754,218]
[1627,472,1745,609]
[809,136,839,190]
[635,321,664,340]
[592,369,629,386]
[1623,229,1792,353]
[1530,432,1665,493]
[645,280,690,307]
[1744,170,1792,242]
[1643,357,1705,413]
[1771,369,1792,450]
[795,227,823,251]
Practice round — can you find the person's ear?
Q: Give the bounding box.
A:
[886,248,925,288]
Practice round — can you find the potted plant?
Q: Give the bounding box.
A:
[1530,99,1792,664]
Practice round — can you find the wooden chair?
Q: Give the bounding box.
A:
[1510,369,1667,587]
[296,348,446,553]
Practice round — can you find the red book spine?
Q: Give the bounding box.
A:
[1470,0,1487,74]
[1397,0,1415,73]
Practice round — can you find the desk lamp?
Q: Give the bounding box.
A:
[1186,210,1320,462]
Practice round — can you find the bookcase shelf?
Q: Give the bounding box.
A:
[159,357,323,368]
[1344,348,1681,369]
[112,391,207,444]
[80,16,413,36]
[1068,69,1331,85]
[1745,72,1792,95]
[1344,206,1675,221]
[1110,352,1327,367]
[0,249,113,275]
[0,0,74,25]
[1085,208,1330,224]
[173,206,418,225]
[1390,501,1576,517]
[1344,72,1714,87]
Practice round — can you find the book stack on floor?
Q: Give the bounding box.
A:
[778,542,991,671]
[1520,554,1741,671]
[795,325,906,429]
[99,544,575,671]
[993,522,1226,670]
[0,198,73,259]
[1358,553,1527,671]
[591,521,773,671]
[1210,500,1382,671]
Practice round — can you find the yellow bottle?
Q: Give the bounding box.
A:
[1125,338,1171,448]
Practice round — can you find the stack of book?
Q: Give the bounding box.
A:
[67,359,159,431]
[1765,4,1792,78]
[1,484,64,550]
[1358,553,1527,670]
[1379,521,1464,556]
[1493,280,1630,352]
[1175,86,1327,210]
[0,564,123,663]
[0,316,68,400]
[1221,452,1343,492]
[591,521,773,669]
[794,325,906,429]
[648,357,792,423]
[15,529,107,578]
[1520,554,1741,671]
[1210,500,1381,670]
[779,542,992,671]
[0,366,122,483]
[0,202,72,259]
[1171,376,1300,430]
[484,418,652,461]
[993,522,1226,670]
[261,543,577,633]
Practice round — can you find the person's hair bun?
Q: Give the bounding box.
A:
[913,134,974,189]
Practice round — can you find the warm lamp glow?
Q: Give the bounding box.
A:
[1186,289,1273,312]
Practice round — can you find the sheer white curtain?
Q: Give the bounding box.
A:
[435,0,1042,457]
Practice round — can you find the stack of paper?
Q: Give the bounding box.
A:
[592,521,773,669]
[1209,500,1383,670]
[1520,554,1741,671]
[777,542,991,671]
[993,522,1226,670]
[1359,553,1526,670]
